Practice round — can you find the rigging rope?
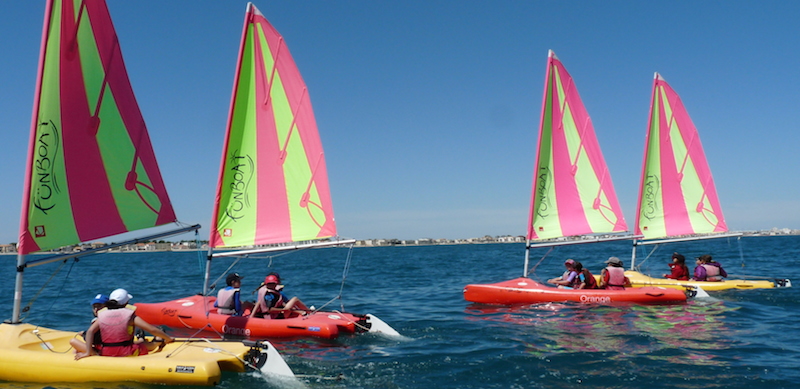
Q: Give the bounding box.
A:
[526,246,554,280]
[24,258,77,323]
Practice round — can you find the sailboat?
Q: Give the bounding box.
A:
[134,3,397,339]
[463,51,687,305]
[0,0,293,385]
[625,73,791,291]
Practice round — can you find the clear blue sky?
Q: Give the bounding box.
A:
[2,1,799,244]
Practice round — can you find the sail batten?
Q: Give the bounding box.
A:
[634,74,727,239]
[211,4,337,248]
[18,0,176,255]
[527,51,627,241]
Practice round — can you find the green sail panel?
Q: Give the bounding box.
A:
[210,4,337,248]
[18,0,176,254]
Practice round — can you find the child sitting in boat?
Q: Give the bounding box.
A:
[693,255,728,281]
[599,257,631,290]
[573,261,598,289]
[75,289,173,359]
[251,273,309,319]
[663,253,690,280]
[215,272,247,316]
[547,259,579,289]
[70,293,108,355]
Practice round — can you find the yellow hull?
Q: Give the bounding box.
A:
[625,271,777,291]
[0,323,261,386]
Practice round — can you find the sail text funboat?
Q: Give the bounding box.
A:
[463,51,688,305]
[135,2,397,339]
[0,0,293,385]
[625,73,791,291]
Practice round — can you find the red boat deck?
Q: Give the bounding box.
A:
[464,277,687,305]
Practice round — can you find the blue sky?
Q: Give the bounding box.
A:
[1,1,799,244]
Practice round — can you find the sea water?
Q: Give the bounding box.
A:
[1,235,798,388]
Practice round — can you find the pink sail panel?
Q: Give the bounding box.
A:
[18,0,176,255]
[210,4,337,248]
[527,51,627,240]
[634,73,727,239]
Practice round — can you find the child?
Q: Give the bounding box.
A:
[663,253,690,280]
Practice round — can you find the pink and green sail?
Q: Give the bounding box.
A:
[634,73,727,239]
[210,3,337,248]
[18,0,176,255]
[527,51,627,240]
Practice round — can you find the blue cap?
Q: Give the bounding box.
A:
[91,294,109,305]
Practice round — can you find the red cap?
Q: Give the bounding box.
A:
[265,274,280,284]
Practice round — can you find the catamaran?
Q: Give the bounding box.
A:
[624,73,791,291]
[0,0,293,385]
[135,3,397,339]
[463,51,688,305]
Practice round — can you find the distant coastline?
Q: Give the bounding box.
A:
[2,228,797,255]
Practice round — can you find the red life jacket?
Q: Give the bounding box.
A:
[603,266,627,290]
[580,269,598,289]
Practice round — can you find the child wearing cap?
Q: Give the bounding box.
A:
[547,259,580,289]
[69,293,108,354]
[76,289,174,360]
[664,253,690,280]
[215,273,245,316]
[251,272,309,319]
[599,257,631,290]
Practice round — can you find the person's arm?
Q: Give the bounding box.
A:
[719,265,728,278]
[694,266,706,280]
[133,317,174,344]
[75,321,100,360]
[598,269,608,287]
[234,290,242,316]
[575,273,587,289]
[665,265,677,279]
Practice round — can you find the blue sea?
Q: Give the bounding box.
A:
[1,235,799,388]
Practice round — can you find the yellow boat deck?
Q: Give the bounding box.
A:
[0,323,254,386]
[625,271,777,291]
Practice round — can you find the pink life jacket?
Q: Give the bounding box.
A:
[255,286,286,319]
[701,264,723,281]
[96,307,148,357]
[604,267,627,290]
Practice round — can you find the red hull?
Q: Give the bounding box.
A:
[463,277,687,305]
[134,295,368,339]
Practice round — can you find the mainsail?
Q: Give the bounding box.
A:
[634,73,727,240]
[527,50,627,241]
[209,3,337,248]
[17,0,176,255]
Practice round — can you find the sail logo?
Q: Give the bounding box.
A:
[535,166,553,219]
[32,121,62,216]
[224,151,254,222]
[641,174,660,221]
